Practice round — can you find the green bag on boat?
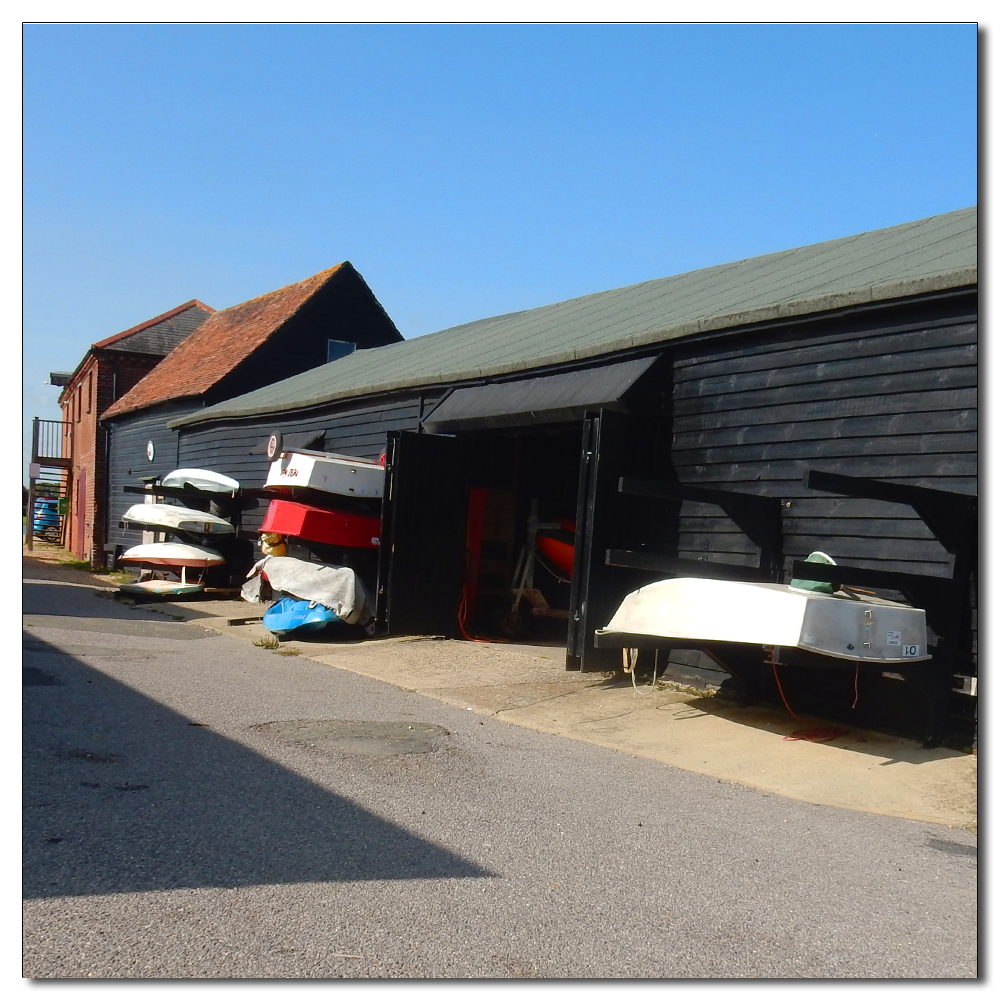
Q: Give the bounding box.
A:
[789,551,838,594]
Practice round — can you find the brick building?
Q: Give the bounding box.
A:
[58,300,215,563]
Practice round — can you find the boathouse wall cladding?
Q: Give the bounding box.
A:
[101,262,403,552]
[169,208,977,744]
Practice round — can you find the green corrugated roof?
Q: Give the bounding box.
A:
[172,206,977,428]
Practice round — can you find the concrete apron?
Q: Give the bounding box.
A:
[150,596,976,833]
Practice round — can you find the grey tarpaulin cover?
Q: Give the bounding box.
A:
[242,556,373,625]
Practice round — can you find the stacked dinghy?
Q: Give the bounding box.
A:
[245,443,386,637]
[117,468,245,596]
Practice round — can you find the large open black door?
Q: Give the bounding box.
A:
[375,430,467,637]
[566,409,635,672]
[566,405,671,671]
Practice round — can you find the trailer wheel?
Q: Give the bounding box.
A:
[500,610,523,636]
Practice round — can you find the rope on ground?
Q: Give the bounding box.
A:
[783,727,849,744]
[771,659,849,744]
[576,648,662,724]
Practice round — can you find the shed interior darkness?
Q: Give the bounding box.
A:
[458,426,583,641]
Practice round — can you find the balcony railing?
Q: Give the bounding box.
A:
[31,418,72,468]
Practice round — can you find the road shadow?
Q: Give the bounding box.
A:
[110,593,252,622]
[23,581,186,625]
[23,632,491,899]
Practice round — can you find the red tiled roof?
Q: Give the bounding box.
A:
[103,264,346,419]
[92,299,215,349]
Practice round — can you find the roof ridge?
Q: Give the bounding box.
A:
[92,299,215,349]
[211,263,347,317]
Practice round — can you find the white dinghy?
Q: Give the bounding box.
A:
[118,580,205,596]
[594,576,930,663]
[265,448,384,499]
[122,503,235,535]
[120,542,225,568]
[160,468,241,493]
[118,542,223,593]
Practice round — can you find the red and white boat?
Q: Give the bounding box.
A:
[120,542,225,568]
[118,580,205,596]
[265,448,384,499]
[118,542,224,594]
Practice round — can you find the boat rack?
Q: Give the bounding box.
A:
[602,476,788,705]
[607,476,784,581]
[787,470,977,749]
[601,470,976,748]
[108,481,258,584]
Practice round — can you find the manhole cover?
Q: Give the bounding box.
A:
[256,720,450,757]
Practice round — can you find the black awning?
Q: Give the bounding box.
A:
[421,355,659,434]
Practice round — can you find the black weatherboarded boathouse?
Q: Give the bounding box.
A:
[169,208,978,746]
[101,262,403,556]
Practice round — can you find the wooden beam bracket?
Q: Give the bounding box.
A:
[618,476,783,579]
[803,469,977,560]
[607,549,773,581]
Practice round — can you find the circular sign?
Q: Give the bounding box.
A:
[266,432,283,462]
[378,450,387,468]
[146,440,155,461]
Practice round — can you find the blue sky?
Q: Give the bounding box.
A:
[22,22,977,467]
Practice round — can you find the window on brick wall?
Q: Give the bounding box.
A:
[87,372,93,413]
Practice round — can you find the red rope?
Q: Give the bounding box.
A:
[457,547,493,644]
[784,727,848,744]
[772,661,848,743]
[457,590,490,643]
[770,660,802,720]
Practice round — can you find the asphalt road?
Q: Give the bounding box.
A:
[22,582,978,979]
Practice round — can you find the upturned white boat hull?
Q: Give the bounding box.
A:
[119,580,205,596]
[595,577,930,663]
[265,449,384,499]
[120,542,225,568]
[160,468,241,493]
[123,503,235,535]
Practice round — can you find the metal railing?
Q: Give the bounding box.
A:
[31,417,72,466]
[26,417,74,551]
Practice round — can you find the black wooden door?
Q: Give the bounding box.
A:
[375,430,467,637]
[566,409,637,672]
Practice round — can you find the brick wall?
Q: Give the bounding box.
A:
[61,350,164,563]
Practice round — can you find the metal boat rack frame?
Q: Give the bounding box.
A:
[601,469,976,748]
[788,471,977,748]
[109,480,257,587]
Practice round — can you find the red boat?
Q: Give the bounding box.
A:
[261,499,381,549]
[535,518,575,578]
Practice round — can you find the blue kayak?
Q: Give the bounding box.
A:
[263,596,341,637]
